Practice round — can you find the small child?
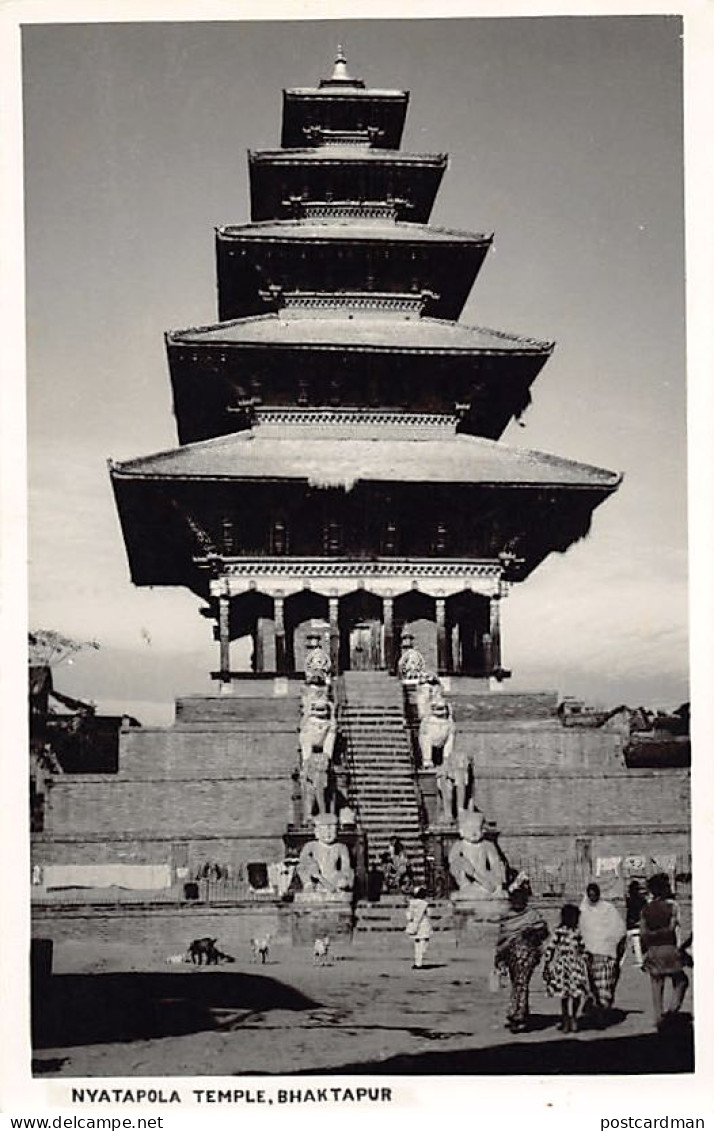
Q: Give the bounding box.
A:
[405,887,432,969]
[542,903,589,1032]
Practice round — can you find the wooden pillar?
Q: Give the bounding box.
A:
[218,592,231,690]
[383,596,394,673]
[490,594,502,672]
[274,594,287,676]
[329,596,340,675]
[481,632,493,677]
[253,619,265,674]
[436,597,448,675]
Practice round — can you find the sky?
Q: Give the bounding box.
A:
[23,16,689,724]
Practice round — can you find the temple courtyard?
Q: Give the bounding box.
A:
[32,932,693,1078]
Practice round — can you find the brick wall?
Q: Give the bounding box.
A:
[32,904,290,951]
[47,777,293,836]
[32,834,287,870]
[475,768,690,832]
[459,725,624,769]
[446,688,558,719]
[176,690,301,724]
[118,726,296,779]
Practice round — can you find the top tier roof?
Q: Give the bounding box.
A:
[281,48,409,149]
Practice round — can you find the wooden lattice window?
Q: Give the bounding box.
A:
[270,517,289,556]
[324,520,343,555]
[432,522,449,554]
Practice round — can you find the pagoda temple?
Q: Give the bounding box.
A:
[110,49,621,686]
[33,53,689,946]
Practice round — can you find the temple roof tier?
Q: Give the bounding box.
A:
[215,221,492,322]
[110,423,621,489]
[248,149,447,223]
[110,425,620,596]
[168,311,552,352]
[166,313,554,442]
[281,88,409,150]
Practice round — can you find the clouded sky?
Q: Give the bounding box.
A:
[23,16,688,722]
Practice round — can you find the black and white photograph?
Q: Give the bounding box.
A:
[3,2,713,1110]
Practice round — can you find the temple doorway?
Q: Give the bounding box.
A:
[349,620,383,670]
[340,590,384,671]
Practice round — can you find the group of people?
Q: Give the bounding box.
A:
[404,874,690,1032]
[494,875,690,1034]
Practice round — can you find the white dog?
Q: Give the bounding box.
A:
[313,936,332,966]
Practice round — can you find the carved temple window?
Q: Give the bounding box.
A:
[221,517,237,555]
[432,522,450,555]
[324,521,344,555]
[381,520,399,555]
[269,518,290,556]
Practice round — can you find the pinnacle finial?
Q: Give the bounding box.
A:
[331,44,352,82]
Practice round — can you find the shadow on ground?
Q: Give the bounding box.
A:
[297,1014,694,1076]
[32,971,319,1049]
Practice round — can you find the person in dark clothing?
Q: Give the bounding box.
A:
[640,872,689,1030]
[625,879,648,967]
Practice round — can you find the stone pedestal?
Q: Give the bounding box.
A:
[290,897,354,944]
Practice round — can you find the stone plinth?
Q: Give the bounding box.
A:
[290,899,354,944]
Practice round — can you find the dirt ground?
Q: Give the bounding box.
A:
[31,932,694,1077]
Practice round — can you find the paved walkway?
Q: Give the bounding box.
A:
[32,934,693,1077]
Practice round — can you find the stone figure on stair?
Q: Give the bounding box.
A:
[437,745,472,822]
[418,692,455,769]
[415,673,443,720]
[299,686,337,819]
[397,632,426,683]
[304,632,332,686]
[448,811,506,901]
[296,812,354,897]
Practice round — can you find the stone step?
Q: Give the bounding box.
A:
[360,815,421,824]
[354,790,416,799]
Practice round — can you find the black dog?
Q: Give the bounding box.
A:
[187,937,235,966]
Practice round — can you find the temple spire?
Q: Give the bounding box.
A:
[331,45,351,82]
[319,45,365,89]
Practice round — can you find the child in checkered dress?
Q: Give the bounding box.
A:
[542,903,590,1032]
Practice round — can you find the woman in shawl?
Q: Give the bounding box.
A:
[639,872,689,1030]
[495,886,549,1032]
[579,882,626,1024]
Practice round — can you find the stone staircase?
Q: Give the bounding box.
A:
[353,896,455,936]
[339,671,426,885]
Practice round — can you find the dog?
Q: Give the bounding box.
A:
[250,934,272,964]
[313,936,332,966]
[186,937,235,966]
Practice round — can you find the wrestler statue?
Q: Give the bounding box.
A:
[296,812,354,897]
[437,746,472,822]
[299,691,336,818]
[418,692,455,769]
[397,632,426,683]
[448,810,506,901]
[304,631,332,686]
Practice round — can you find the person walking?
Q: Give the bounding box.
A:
[639,872,689,1030]
[495,886,549,1033]
[405,887,432,969]
[542,903,590,1033]
[579,882,626,1025]
[625,879,647,968]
